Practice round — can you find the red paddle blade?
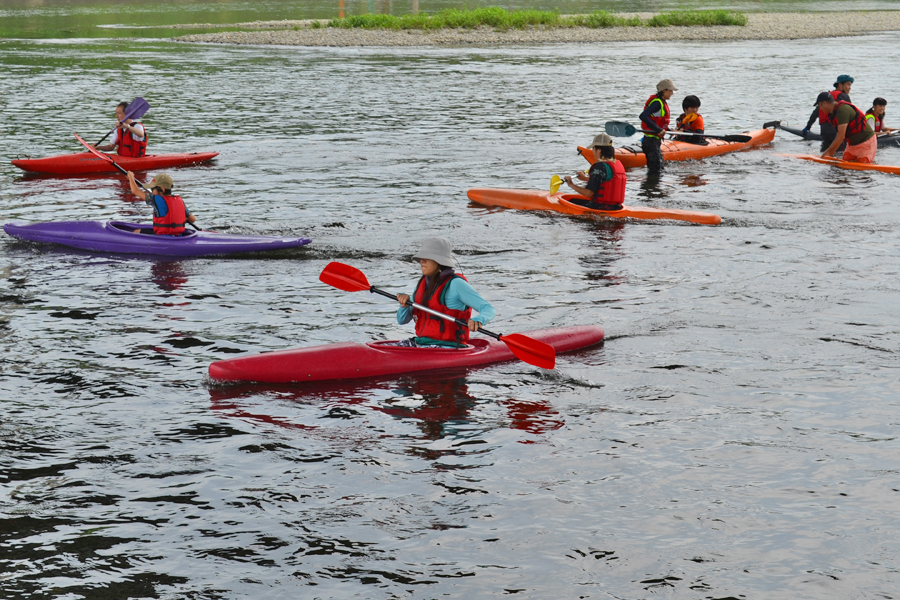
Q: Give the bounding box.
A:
[73,133,113,163]
[499,333,556,370]
[319,261,371,293]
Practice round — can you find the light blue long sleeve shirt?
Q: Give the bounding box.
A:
[397,277,495,325]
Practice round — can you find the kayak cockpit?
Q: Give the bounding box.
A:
[367,339,490,353]
[107,221,198,238]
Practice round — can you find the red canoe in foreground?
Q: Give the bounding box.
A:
[11,151,219,175]
[467,188,721,225]
[208,326,605,384]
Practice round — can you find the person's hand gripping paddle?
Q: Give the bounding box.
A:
[74,132,201,231]
[95,97,150,146]
[318,261,556,369]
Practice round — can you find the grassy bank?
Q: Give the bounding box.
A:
[310,8,747,31]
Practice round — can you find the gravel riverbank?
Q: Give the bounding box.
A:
[174,12,900,46]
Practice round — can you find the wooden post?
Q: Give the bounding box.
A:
[411,0,418,13]
[339,0,344,18]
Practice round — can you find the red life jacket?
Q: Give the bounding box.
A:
[115,123,147,158]
[642,94,670,138]
[828,100,868,138]
[412,272,472,345]
[818,90,845,124]
[152,194,187,236]
[865,109,883,132]
[589,159,626,206]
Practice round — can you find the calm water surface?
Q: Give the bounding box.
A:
[1,32,900,599]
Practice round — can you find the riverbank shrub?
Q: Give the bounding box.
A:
[324,8,747,30]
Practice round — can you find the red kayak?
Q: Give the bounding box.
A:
[11,151,219,175]
[208,325,605,384]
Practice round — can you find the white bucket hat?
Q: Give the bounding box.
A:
[413,237,455,267]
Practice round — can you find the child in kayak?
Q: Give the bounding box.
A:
[674,95,708,145]
[564,133,626,211]
[126,171,197,235]
[866,98,896,136]
[393,238,495,348]
[97,101,147,158]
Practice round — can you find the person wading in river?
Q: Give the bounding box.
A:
[866,98,896,136]
[804,74,853,150]
[564,133,626,211]
[96,101,148,158]
[126,171,197,235]
[817,92,876,163]
[639,79,677,174]
[392,238,495,348]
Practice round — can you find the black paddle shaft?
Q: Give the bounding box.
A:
[369,286,503,341]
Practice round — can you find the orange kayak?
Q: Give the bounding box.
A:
[467,188,721,225]
[579,128,775,168]
[778,154,900,176]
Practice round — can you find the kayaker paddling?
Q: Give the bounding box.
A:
[866,98,896,136]
[816,92,877,163]
[96,101,148,158]
[564,133,626,211]
[804,74,853,149]
[639,79,677,174]
[393,238,495,348]
[126,171,197,235]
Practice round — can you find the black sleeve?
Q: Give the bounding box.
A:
[806,107,819,130]
[640,99,664,133]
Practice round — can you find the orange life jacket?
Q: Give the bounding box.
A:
[589,159,626,206]
[413,272,472,345]
[642,94,670,138]
[828,100,868,139]
[116,123,147,158]
[152,194,187,236]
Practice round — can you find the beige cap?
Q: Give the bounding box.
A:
[657,79,678,92]
[150,173,174,190]
[591,133,613,148]
[413,237,455,267]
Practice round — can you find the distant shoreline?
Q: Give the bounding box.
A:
[174,12,900,46]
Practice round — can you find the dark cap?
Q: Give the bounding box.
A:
[814,91,835,106]
[834,74,854,85]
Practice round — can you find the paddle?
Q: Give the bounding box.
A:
[604,120,751,143]
[318,261,556,369]
[95,98,150,146]
[73,132,201,232]
[550,174,566,194]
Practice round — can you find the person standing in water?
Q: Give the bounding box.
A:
[865,98,896,136]
[393,238,495,348]
[639,79,677,174]
[818,92,876,163]
[804,74,853,149]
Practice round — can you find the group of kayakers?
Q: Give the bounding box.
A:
[89,100,195,237]
[83,76,894,350]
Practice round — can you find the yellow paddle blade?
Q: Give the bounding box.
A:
[550,175,563,194]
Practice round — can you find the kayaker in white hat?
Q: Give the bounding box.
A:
[640,78,678,174]
[126,171,197,235]
[392,238,495,348]
[564,132,626,211]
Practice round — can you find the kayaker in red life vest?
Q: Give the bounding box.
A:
[639,79,677,174]
[817,92,876,163]
[674,95,708,145]
[866,98,896,136]
[804,74,853,149]
[392,238,495,348]
[96,101,147,158]
[126,171,197,235]
[564,133,626,211]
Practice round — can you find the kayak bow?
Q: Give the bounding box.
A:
[208,326,605,383]
[467,188,721,225]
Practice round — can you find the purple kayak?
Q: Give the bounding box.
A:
[3,221,312,257]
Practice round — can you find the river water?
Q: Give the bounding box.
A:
[2,31,900,599]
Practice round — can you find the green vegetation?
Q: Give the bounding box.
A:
[320,8,747,31]
[646,10,748,27]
